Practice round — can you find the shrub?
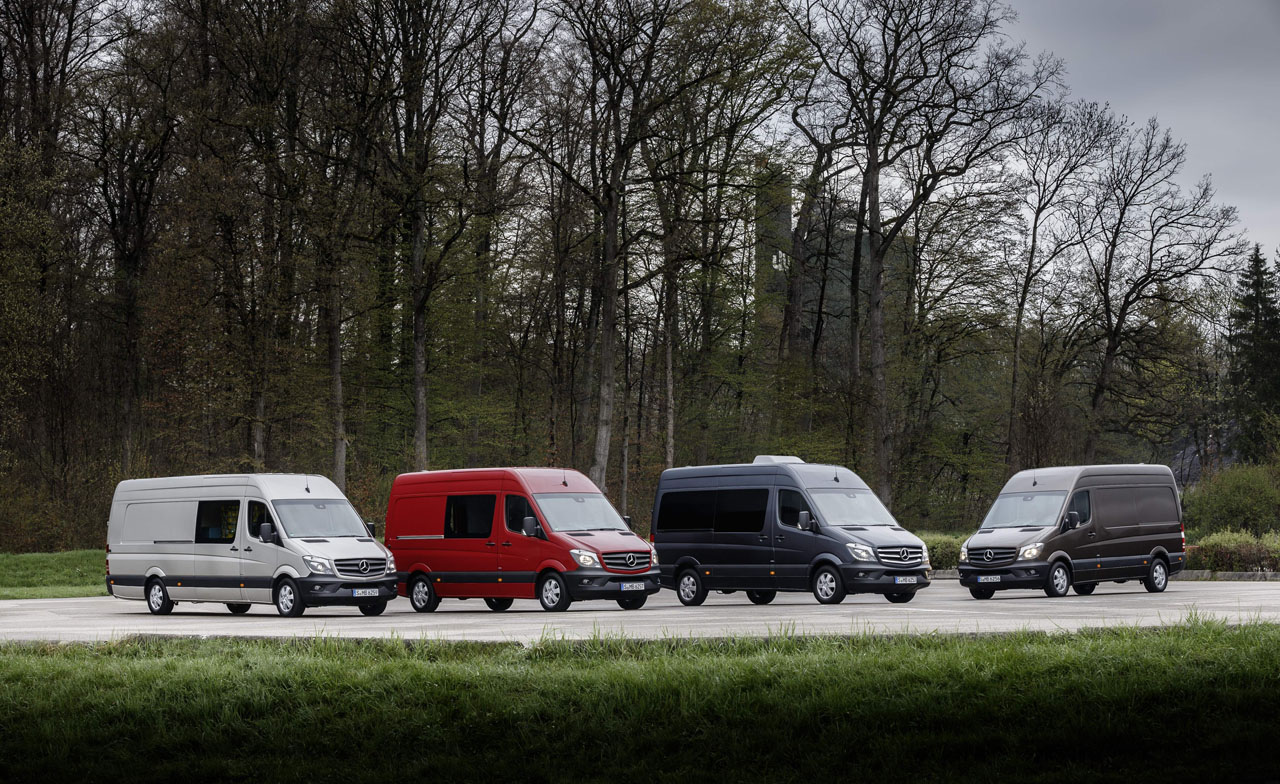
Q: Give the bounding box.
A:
[1183,463,1280,537]
[1186,530,1280,572]
[919,532,964,570]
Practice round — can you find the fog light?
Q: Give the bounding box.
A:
[313,585,323,592]
[581,578,590,585]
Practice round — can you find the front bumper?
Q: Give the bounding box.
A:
[296,575,398,605]
[958,561,1049,590]
[565,566,661,600]
[839,565,932,593]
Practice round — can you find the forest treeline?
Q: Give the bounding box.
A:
[0,0,1270,551]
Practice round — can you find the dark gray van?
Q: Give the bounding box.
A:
[958,464,1186,599]
[653,456,931,605]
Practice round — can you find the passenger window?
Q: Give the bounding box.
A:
[444,495,496,538]
[1093,488,1137,526]
[1068,491,1091,526]
[195,500,240,544]
[247,501,273,539]
[1134,487,1179,524]
[713,489,769,533]
[778,489,812,528]
[656,491,715,531]
[505,495,537,533]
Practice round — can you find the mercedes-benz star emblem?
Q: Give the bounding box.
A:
[984,550,994,562]
[900,548,910,561]
[625,553,637,567]
[359,560,370,573]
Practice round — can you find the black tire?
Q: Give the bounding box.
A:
[676,569,708,606]
[1143,558,1169,593]
[145,578,174,615]
[812,564,846,604]
[1073,582,1097,596]
[746,589,777,605]
[408,574,440,613]
[485,597,514,612]
[617,594,647,610]
[1044,561,1071,598]
[226,603,251,614]
[359,601,387,616]
[968,585,995,600]
[885,592,915,604]
[537,572,573,612]
[274,577,305,617]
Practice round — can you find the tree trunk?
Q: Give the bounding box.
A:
[864,152,892,504]
[411,212,429,470]
[589,189,621,489]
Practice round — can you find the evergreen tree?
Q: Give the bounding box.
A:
[1228,244,1280,460]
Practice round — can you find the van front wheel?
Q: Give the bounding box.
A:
[676,569,707,606]
[538,573,573,612]
[274,577,305,617]
[408,574,440,613]
[146,579,174,615]
[812,565,846,604]
[1143,559,1169,593]
[968,586,995,600]
[1044,562,1071,598]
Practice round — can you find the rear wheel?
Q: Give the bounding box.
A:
[617,595,647,610]
[812,565,846,604]
[746,589,776,605]
[968,586,995,600]
[408,574,440,613]
[359,601,387,616]
[537,572,572,612]
[1044,561,1071,598]
[484,597,514,612]
[226,603,251,614]
[676,569,708,607]
[1073,582,1097,596]
[274,577,305,617]
[146,579,174,615]
[885,592,915,604]
[1143,559,1169,593]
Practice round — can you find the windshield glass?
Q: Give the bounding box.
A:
[808,489,898,526]
[980,491,1066,529]
[533,493,628,532]
[272,499,368,538]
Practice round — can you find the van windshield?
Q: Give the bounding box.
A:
[808,489,898,526]
[980,491,1066,529]
[533,493,628,532]
[272,499,368,538]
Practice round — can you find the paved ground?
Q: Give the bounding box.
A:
[3,580,1279,644]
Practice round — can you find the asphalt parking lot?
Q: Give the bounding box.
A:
[3,579,1277,643]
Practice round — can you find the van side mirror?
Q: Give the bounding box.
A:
[522,516,538,537]
[365,520,378,538]
[797,511,813,531]
[259,522,277,544]
[623,515,632,529]
[1065,511,1080,530]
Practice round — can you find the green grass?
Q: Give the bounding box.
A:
[1,619,1278,782]
[0,549,105,599]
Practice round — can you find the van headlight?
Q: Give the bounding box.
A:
[959,546,968,563]
[846,543,875,562]
[385,554,396,575]
[650,547,659,566]
[303,555,333,575]
[921,543,930,564]
[1019,542,1044,561]
[570,549,600,568]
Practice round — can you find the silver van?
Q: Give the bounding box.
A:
[106,474,397,616]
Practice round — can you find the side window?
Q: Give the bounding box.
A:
[777,489,812,528]
[505,495,537,533]
[195,500,240,544]
[444,495,496,538]
[1134,487,1179,524]
[713,489,769,533]
[1093,488,1137,526]
[247,501,273,539]
[1068,491,1091,525]
[655,491,715,531]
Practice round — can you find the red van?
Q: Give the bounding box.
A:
[387,468,660,612]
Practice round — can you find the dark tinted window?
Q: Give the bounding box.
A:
[1068,491,1091,525]
[505,495,537,533]
[1093,488,1137,526]
[444,495,495,538]
[778,489,812,527]
[713,489,769,533]
[247,500,273,538]
[1134,486,1179,524]
[195,500,240,544]
[656,491,715,531]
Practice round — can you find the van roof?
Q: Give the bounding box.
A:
[114,473,344,499]
[659,458,872,491]
[391,467,601,495]
[999,464,1175,494]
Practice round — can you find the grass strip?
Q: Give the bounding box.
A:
[0,550,105,599]
[0,617,1277,782]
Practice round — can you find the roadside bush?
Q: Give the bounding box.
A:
[1183,463,1280,536]
[1186,530,1280,572]
[919,532,964,570]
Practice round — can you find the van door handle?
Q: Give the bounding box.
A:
[501,542,513,547]
[1087,531,1096,538]
[229,546,239,551]
[775,536,786,542]
[485,542,496,547]
[757,535,769,541]
[243,546,253,552]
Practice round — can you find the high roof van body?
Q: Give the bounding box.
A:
[386,467,660,612]
[106,474,397,616]
[958,464,1186,599]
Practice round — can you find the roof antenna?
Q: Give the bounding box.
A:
[305,474,312,493]
[561,468,568,487]
[1031,467,1038,487]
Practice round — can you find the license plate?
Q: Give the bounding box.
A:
[977,575,1001,583]
[352,588,378,597]
[621,582,645,591]
[893,576,917,585]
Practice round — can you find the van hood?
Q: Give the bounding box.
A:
[285,536,391,561]
[965,526,1051,550]
[828,525,924,548]
[560,529,651,553]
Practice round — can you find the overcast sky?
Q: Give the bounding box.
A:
[1008,0,1280,259]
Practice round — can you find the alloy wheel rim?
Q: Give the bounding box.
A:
[679,575,696,601]
[412,581,430,608]
[279,585,294,612]
[1053,566,1068,594]
[542,579,560,605]
[149,584,162,609]
[817,571,836,599]
[1154,563,1167,588]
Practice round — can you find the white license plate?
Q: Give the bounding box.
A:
[352,588,378,597]
[621,582,645,591]
[893,576,917,585]
[977,575,1001,583]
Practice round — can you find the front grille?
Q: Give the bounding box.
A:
[877,546,924,566]
[601,551,651,571]
[970,547,1016,566]
[334,558,387,578]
